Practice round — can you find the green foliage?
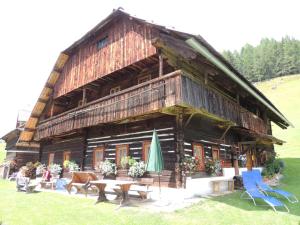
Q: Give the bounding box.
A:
[262,154,285,178]
[181,156,201,175]
[205,159,222,176]
[0,142,6,164]
[63,160,80,171]
[222,36,300,82]
[120,156,136,169]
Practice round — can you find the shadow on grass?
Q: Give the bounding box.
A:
[207,158,300,216]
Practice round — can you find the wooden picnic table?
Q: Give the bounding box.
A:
[89,180,136,206]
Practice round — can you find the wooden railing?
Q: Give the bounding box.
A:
[37,70,182,139]
[181,75,267,134]
[37,70,267,139]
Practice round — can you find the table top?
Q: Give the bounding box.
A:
[89,179,136,185]
[211,178,234,182]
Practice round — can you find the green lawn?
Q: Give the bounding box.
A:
[1,75,300,225]
[0,142,6,163]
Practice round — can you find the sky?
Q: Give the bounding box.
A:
[0,0,299,137]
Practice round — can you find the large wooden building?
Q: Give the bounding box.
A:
[16,9,291,187]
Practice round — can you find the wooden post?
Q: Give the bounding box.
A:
[81,129,88,171]
[82,88,87,105]
[236,94,240,105]
[159,50,163,77]
[175,112,184,188]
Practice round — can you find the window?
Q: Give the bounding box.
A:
[142,141,151,162]
[110,86,121,95]
[63,151,71,166]
[138,74,151,84]
[116,145,129,166]
[93,146,105,169]
[48,153,55,166]
[97,36,108,50]
[193,143,205,171]
[212,146,220,160]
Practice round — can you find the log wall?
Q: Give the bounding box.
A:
[54,17,157,98]
[40,136,85,166]
[85,117,177,187]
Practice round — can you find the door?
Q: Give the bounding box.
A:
[193,143,205,171]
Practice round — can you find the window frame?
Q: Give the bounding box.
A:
[142,141,151,162]
[93,146,105,170]
[97,36,109,50]
[115,144,129,167]
[138,74,151,84]
[48,152,55,166]
[110,86,121,95]
[192,143,205,171]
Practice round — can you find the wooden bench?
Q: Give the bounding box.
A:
[114,177,154,200]
[66,172,99,196]
[211,178,234,194]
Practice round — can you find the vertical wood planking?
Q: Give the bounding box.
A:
[54,18,157,98]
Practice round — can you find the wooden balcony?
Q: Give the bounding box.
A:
[37,70,267,139]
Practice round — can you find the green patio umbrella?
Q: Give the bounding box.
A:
[146,129,164,196]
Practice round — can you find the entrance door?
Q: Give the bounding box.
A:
[193,143,205,171]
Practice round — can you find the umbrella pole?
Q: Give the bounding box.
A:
[158,172,161,199]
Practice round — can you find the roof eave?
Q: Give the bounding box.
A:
[186,37,293,129]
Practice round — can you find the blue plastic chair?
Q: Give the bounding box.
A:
[241,171,289,212]
[252,169,298,203]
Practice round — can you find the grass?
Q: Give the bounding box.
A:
[0,142,6,163]
[1,75,300,225]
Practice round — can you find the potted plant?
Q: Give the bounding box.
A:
[181,156,201,177]
[49,163,62,178]
[205,159,222,176]
[128,161,146,179]
[118,156,136,177]
[63,160,80,172]
[99,160,117,179]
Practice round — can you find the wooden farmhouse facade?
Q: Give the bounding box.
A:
[16,9,291,187]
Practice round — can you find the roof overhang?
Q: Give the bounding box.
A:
[186,38,293,129]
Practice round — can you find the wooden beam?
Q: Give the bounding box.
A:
[82,88,87,105]
[175,112,184,188]
[38,98,48,104]
[45,83,54,89]
[159,50,163,76]
[24,127,36,132]
[219,125,232,140]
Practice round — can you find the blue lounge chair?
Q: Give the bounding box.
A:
[252,169,298,203]
[241,171,289,212]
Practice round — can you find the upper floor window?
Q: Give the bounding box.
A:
[110,86,121,95]
[138,74,151,84]
[97,36,108,50]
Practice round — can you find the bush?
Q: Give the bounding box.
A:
[205,159,222,176]
[262,155,285,178]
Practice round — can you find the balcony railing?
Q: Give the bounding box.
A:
[37,70,182,139]
[37,70,267,139]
